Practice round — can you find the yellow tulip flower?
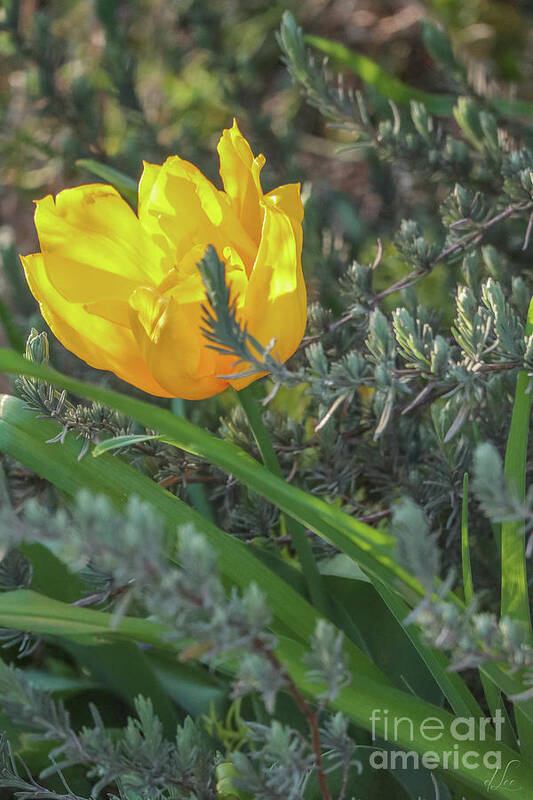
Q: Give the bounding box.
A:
[21,121,306,399]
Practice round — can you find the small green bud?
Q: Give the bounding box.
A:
[25,328,49,365]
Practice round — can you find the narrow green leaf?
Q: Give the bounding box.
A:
[491,97,533,118]
[0,358,530,713]
[237,384,330,617]
[372,576,482,718]
[0,588,528,798]
[501,369,532,631]
[461,473,474,604]
[306,34,456,115]
[17,670,98,697]
[0,351,423,604]
[171,397,214,521]
[462,474,515,745]
[0,398,484,732]
[480,672,518,751]
[19,542,85,603]
[63,641,180,737]
[147,651,228,717]
[92,433,164,456]
[307,33,533,120]
[279,636,533,800]
[0,589,168,645]
[0,393,386,686]
[75,159,138,204]
[500,298,533,757]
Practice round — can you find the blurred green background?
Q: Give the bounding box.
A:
[1,0,532,384]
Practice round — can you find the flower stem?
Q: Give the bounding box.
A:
[236,385,330,617]
[171,398,214,522]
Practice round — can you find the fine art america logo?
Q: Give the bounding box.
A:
[364,708,520,796]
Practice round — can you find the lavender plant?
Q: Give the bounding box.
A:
[2,6,533,800]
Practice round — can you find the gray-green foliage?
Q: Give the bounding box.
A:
[208,13,533,561]
[303,620,350,702]
[0,665,216,800]
[6,4,533,644]
[5,8,533,799]
[390,498,440,589]
[0,494,354,799]
[230,722,314,800]
[407,595,533,695]
[472,442,533,554]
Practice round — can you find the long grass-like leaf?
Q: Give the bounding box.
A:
[307,34,533,120]
[75,159,138,204]
[463,474,517,747]
[0,392,385,686]
[0,354,520,714]
[500,302,533,756]
[0,350,423,600]
[306,34,456,115]
[0,588,530,798]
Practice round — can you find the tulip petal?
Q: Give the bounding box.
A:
[137,161,176,270]
[217,119,265,246]
[22,131,306,402]
[264,183,304,280]
[33,250,140,305]
[21,254,171,397]
[138,161,161,215]
[229,200,306,390]
[138,155,258,273]
[84,298,132,328]
[266,183,304,235]
[34,185,166,302]
[129,287,228,400]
